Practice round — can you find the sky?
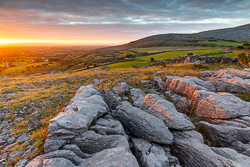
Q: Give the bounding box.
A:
[0,0,250,45]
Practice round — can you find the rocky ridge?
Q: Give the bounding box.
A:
[2,68,250,167]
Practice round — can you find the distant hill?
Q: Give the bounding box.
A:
[194,23,250,41]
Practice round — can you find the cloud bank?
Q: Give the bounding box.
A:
[0,0,249,44]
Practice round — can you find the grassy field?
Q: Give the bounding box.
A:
[210,52,238,58]
[105,60,151,69]
[130,46,222,54]
[137,49,226,61]
[199,40,244,47]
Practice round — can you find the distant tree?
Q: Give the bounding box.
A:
[235,45,244,50]
[187,52,193,56]
[238,52,249,66]
[150,57,155,62]
[126,54,134,58]
[243,42,250,46]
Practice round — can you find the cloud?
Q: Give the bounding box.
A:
[0,0,249,43]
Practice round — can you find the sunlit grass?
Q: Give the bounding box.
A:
[137,49,226,61]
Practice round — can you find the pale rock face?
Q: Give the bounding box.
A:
[141,94,194,130]
[115,101,173,145]
[193,90,250,119]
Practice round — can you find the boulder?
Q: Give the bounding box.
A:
[198,70,217,78]
[230,141,250,157]
[27,116,41,131]
[25,154,46,167]
[115,101,173,144]
[80,147,140,167]
[131,138,169,167]
[73,84,104,99]
[171,130,234,167]
[155,71,165,76]
[183,76,216,92]
[141,94,194,130]
[112,82,130,95]
[72,131,129,154]
[193,90,250,119]
[14,159,29,167]
[166,76,207,98]
[153,77,165,90]
[89,115,126,136]
[46,150,83,166]
[198,120,250,147]
[49,95,108,133]
[212,147,250,166]
[44,139,66,153]
[61,144,93,159]
[43,158,76,167]
[130,88,146,107]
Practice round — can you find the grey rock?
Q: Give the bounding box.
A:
[72,131,129,154]
[61,144,93,159]
[80,147,140,167]
[16,133,30,143]
[130,88,146,107]
[193,90,250,119]
[171,130,234,167]
[44,139,66,153]
[112,82,130,95]
[230,141,250,157]
[26,154,46,167]
[28,116,41,131]
[48,129,75,140]
[43,158,76,167]
[131,138,169,167]
[183,76,216,92]
[14,159,29,167]
[166,76,207,98]
[73,84,104,99]
[46,150,83,165]
[9,148,24,159]
[212,147,250,166]
[153,77,165,90]
[155,71,165,76]
[89,115,126,136]
[115,101,173,144]
[22,145,37,158]
[141,94,194,130]
[49,95,108,133]
[93,79,100,85]
[198,71,217,78]
[198,120,250,147]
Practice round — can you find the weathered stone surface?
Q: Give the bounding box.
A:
[131,138,169,167]
[27,116,41,131]
[73,84,104,99]
[230,141,250,157]
[153,77,165,90]
[48,129,75,140]
[89,115,126,136]
[14,159,29,167]
[44,139,66,153]
[198,71,217,78]
[198,120,250,147]
[49,95,108,133]
[61,144,93,159]
[80,147,140,167]
[171,130,234,167]
[212,147,250,166]
[183,76,216,92]
[9,148,24,159]
[155,71,165,76]
[46,150,83,165]
[72,131,129,154]
[218,68,250,79]
[43,158,76,167]
[25,154,46,167]
[193,90,250,119]
[130,88,146,107]
[112,82,130,94]
[166,76,207,98]
[141,94,194,130]
[115,101,173,144]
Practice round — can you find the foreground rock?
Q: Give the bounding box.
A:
[193,90,250,119]
[141,94,194,130]
[198,118,250,147]
[115,101,173,144]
